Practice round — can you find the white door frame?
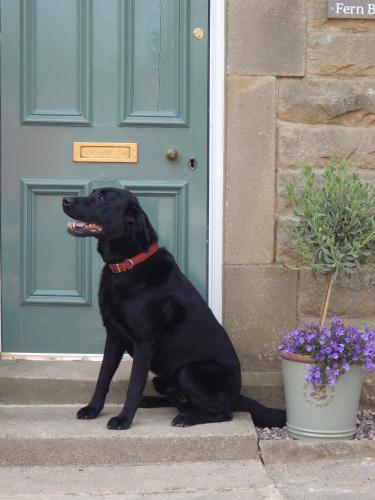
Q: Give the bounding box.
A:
[208,0,225,324]
[0,0,225,358]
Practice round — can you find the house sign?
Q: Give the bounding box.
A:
[328,0,375,18]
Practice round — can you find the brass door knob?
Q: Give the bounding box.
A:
[166,148,178,161]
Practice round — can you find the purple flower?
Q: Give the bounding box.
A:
[278,318,375,389]
[342,361,350,371]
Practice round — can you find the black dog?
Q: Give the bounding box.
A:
[62,188,286,430]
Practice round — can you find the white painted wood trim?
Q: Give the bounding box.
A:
[0,0,225,356]
[208,0,225,323]
[1,353,104,361]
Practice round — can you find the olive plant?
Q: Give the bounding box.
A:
[285,158,375,326]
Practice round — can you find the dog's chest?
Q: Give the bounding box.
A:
[99,275,155,341]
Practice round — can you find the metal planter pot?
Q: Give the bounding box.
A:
[280,352,363,440]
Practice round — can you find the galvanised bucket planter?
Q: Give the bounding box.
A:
[280,351,363,440]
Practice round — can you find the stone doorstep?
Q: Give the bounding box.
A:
[0,360,286,406]
[0,406,258,467]
[0,359,149,405]
[1,360,373,409]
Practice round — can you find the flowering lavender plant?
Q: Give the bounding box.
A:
[278,317,375,388]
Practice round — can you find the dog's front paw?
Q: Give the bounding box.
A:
[107,415,131,430]
[76,405,102,420]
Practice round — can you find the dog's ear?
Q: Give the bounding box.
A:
[125,203,157,244]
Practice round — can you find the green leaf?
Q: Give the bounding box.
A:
[284,158,375,282]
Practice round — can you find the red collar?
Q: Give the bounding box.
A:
[108,243,160,274]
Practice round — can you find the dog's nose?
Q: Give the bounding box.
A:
[63,197,75,206]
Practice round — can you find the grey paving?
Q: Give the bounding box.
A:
[0,405,258,466]
[0,492,283,500]
[0,460,278,498]
[260,439,375,464]
[266,458,375,499]
[1,459,375,499]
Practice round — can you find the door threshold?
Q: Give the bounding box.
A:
[0,352,135,361]
[1,352,104,361]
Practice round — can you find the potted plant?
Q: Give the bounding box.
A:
[278,159,375,440]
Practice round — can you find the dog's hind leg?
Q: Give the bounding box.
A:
[171,411,231,427]
[152,376,190,412]
[152,376,176,396]
[171,363,233,427]
[77,334,124,420]
[138,395,173,408]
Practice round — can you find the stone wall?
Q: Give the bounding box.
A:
[224,0,375,404]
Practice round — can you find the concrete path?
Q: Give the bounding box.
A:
[0,459,375,499]
[0,461,278,499]
[267,458,375,499]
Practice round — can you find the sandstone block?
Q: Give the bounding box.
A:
[278,122,375,170]
[227,0,305,76]
[300,315,375,331]
[224,266,298,371]
[298,270,375,319]
[279,79,375,126]
[307,33,375,77]
[307,0,375,32]
[276,171,298,215]
[275,216,301,265]
[225,77,276,265]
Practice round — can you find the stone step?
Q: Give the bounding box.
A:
[0,460,279,499]
[0,360,285,408]
[0,360,158,404]
[0,405,258,466]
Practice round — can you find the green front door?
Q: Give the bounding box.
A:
[1,0,209,354]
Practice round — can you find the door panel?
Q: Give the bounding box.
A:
[119,181,188,274]
[1,0,209,353]
[22,0,92,124]
[21,180,92,306]
[121,0,189,125]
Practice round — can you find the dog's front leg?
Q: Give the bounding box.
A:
[77,334,124,420]
[107,341,153,430]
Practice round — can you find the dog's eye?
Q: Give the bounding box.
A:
[98,194,105,201]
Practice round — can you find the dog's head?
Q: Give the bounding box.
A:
[62,188,157,247]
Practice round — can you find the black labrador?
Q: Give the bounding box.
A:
[62,188,286,430]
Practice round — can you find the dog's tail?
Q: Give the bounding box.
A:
[233,394,286,428]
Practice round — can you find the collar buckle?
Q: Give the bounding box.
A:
[108,243,160,274]
[125,259,134,269]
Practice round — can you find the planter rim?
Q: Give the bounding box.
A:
[279,351,315,364]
